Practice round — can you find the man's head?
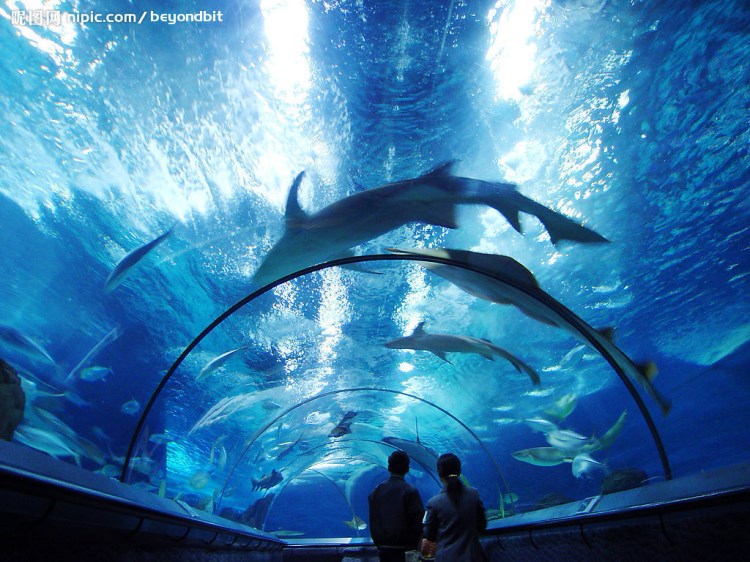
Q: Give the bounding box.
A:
[388,450,410,475]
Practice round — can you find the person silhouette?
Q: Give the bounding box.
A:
[421,453,486,561]
[368,450,425,562]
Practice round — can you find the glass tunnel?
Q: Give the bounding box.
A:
[1,0,749,557]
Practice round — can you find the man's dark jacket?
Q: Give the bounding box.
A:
[368,475,424,550]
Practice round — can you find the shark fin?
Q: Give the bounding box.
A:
[421,160,457,178]
[416,201,459,229]
[411,322,427,336]
[485,196,523,234]
[596,327,616,342]
[284,172,309,229]
[636,361,658,382]
[432,350,452,364]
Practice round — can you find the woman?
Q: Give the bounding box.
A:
[421,453,487,561]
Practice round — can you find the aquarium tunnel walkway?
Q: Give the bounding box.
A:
[2,255,750,560]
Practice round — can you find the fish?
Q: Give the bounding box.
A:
[524,417,559,433]
[0,324,55,365]
[511,446,573,467]
[252,468,283,491]
[544,393,578,421]
[271,530,306,538]
[148,433,172,445]
[382,418,439,473]
[386,247,557,326]
[14,424,82,465]
[277,433,304,461]
[104,224,176,292]
[545,428,589,450]
[571,453,605,479]
[64,325,122,383]
[79,366,112,382]
[252,162,606,286]
[384,321,540,386]
[188,392,257,434]
[190,470,212,490]
[196,345,248,382]
[212,443,228,471]
[343,515,367,531]
[262,398,281,410]
[514,410,627,472]
[329,411,357,438]
[388,247,671,415]
[121,399,140,415]
[591,409,627,451]
[503,492,519,505]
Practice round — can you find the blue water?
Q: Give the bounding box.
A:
[1,0,749,539]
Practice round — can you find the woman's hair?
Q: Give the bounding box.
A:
[436,453,464,505]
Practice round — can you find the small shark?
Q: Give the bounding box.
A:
[104,224,176,292]
[0,324,55,365]
[384,321,540,386]
[571,453,606,479]
[252,162,606,286]
[79,366,112,382]
[388,248,671,415]
[65,325,122,384]
[513,410,627,474]
[543,393,578,421]
[343,515,367,531]
[511,446,572,467]
[196,345,249,382]
[277,433,304,461]
[545,428,589,450]
[252,468,283,491]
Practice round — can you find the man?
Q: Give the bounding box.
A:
[368,450,425,562]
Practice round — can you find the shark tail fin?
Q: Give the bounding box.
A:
[519,196,609,245]
[284,172,308,229]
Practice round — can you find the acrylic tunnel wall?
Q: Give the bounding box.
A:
[118,254,674,538]
[1,0,750,548]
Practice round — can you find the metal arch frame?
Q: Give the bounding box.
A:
[121,253,672,484]
[215,387,509,509]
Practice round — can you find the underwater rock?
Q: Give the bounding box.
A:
[0,358,25,441]
[535,492,574,510]
[601,468,648,494]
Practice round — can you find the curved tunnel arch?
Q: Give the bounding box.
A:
[221,387,509,506]
[122,253,672,490]
[258,441,442,535]
[263,461,380,536]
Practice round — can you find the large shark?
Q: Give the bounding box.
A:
[384,321,540,386]
[388,248,672,415]
[252,162,607,286]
